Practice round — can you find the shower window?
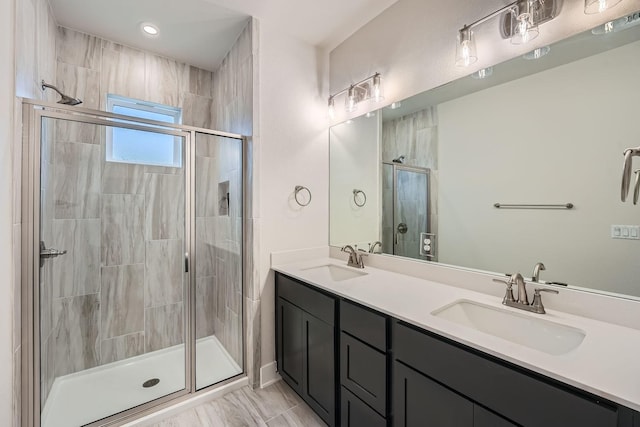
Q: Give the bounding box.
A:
[106,94,183,167]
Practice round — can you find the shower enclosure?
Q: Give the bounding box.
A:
[381,163,432,260]
[22,100,245,427]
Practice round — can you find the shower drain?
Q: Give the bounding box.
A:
[142,378,160,388]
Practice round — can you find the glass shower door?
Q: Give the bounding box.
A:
[38,115,189,426]
[392,166,430,260]
[194,132,244,390]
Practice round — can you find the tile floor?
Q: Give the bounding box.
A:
[150,381,327,426]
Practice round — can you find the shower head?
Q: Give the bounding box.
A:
[41,80,83,106]
[392,155,405,164]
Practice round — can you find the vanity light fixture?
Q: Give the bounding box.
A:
[510,1,539,44]
[584,0,623,14]
[327,72,384,117]
[345,86,358,113]
[456,0,555,67]
[372,73,384,102]
[456,27,477,67]
[141,23,159,36]
[328,96,336,119]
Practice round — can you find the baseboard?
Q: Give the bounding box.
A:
[259,361,281,388]
[122,376,249,426]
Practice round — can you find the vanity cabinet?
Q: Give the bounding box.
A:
[274,272,639,427]
[275,273,337,426]
[393,320,621,427]
[340,300,389,426]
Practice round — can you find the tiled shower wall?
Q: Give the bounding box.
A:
[14,0,58,418]
[206,22,253,371]
[381,107,439,259]
[36,22,252,403]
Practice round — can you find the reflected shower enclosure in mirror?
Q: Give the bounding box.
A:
[329,15,640,298]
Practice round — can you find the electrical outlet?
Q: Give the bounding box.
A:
[611,225,640,240]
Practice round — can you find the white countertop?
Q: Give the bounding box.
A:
[272,256,640,412]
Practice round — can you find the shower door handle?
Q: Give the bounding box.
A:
[39,241,67,267]
[185,252,190,273]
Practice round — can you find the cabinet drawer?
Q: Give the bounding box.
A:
[393,321,618,427]
[340,299,387,351]
[340,332,386,415]
[276,273,335,325]
[341,387,386,427]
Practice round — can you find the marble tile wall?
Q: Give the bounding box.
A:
[381,107,439,260]
[15,0,59,414]
[213,21,253,377]
[42,25,201,387]
[14,16,253,414]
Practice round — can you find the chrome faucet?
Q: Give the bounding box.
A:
[341,245,366,268]
[369,241,382,254]
[532,262,546,283]
[493,273,558,314]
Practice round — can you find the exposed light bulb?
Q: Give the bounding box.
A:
[455,28,477,67]
[345,86,358,113]
[599,0,608,12]
[372,74,384,102]
[328,97,336,119]
[461,42,472,65]
[511,4,539,45]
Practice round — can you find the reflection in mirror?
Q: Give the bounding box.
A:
[330,16,640,298]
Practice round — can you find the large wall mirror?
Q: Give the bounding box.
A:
[330,13,640,298]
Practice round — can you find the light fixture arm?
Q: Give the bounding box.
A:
[328,72,381,102]
[327,72,383,117]
[464,1,519,32]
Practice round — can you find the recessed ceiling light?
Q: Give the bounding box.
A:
[142,23,159,36]
[388,102,402,110]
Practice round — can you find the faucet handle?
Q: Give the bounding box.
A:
[492,278,516,303]
[531,288,559,314]
[535,288,559,295]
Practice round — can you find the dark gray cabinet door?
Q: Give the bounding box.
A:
[341,386,387,427]
[393,362,473,427]
[276,297,303,394]
[303,312,336,426]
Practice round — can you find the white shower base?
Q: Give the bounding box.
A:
[42,336,242,427]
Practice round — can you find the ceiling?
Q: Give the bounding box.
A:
[49,0,398,72]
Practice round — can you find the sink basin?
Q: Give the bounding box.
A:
[301,264,367,282]
[432,300,585,355]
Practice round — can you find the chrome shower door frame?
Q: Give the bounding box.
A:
[387,163,431,258]
[21,99,247,427]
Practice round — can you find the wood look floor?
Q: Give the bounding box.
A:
[151,381,327,426]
